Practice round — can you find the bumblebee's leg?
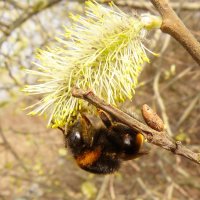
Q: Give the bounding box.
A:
[98,110,132,139]
[98,110,112,128]
[98,110,133,133]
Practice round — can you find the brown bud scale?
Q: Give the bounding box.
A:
[141,104,164,132]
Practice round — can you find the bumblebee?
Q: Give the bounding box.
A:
[65,110,146,174]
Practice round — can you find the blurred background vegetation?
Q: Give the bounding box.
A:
[0,0,200,199]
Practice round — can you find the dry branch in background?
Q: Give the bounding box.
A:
[0,126,28,172]
[150,0,200,65]
[0,0,62,47]
[72,87,200,165]
[116,1,200,11]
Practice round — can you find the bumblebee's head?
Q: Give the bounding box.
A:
[67,121,86,155]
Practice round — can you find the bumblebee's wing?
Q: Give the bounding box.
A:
[80,112,104,146]
[80,113,94,146]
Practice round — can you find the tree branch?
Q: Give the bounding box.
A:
[150,0,200,65]
[116,1,200,11]
[0,0,63,47]
[0,126,28,172]
[72,87,200,165]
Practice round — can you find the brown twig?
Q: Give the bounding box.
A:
[0,126,28,172]
[153,71,173,136]
[72,87,200,165]
[4,61,22,87]
[115,1,200,11]
[176,92,200,129]
[95,176,110,200]
[150,0,200,65]
[109,175,116,200]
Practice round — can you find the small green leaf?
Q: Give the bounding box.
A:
[81,181,97,199]
[175,131,190,143]
[58,148,67,156]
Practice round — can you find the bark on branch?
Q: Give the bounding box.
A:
[150,0,200,65]
[72,87,200,165]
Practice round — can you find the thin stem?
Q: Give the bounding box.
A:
[150,0,200,65]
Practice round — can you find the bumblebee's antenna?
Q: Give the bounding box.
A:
[57,127,65,135]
